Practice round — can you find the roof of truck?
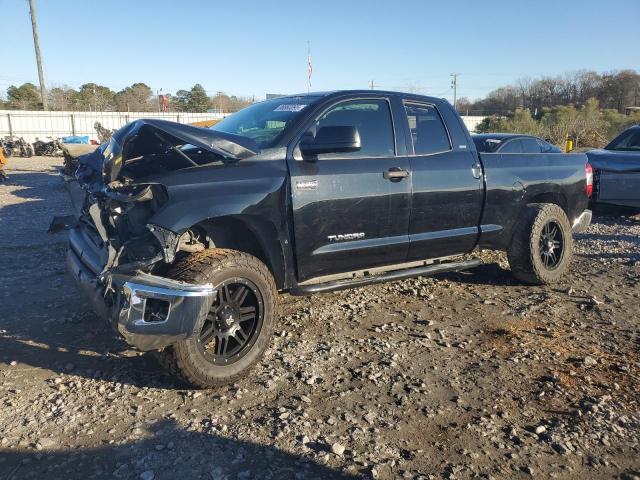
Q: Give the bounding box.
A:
[284,90,444,103]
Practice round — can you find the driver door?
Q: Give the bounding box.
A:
[287,96,412,282]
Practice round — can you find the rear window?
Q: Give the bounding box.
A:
[537,138,551,152]
[499,139,523,153]
[520,138,542,153]
[606,128,640,151]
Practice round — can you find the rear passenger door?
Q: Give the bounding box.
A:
[403,102,484,260]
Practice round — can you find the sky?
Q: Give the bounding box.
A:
[1,0,638,103]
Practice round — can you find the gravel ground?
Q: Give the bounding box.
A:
[0,157,639,480]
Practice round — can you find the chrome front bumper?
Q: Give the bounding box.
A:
[114,272,216,351]
[572,209,592,233]
[67,245,215,351]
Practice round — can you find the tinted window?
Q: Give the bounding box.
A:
[314,99,395,157]
[473,137,501,153]
[606,128,640,151]
[499,139,523,153]
[405,104,451,155]
[536,138,560,153]
[521,138,542,153]
[537,138,551,152]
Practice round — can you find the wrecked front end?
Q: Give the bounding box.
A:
[68,247,215,351]
[66,119,259,351]
[67,201,216,351]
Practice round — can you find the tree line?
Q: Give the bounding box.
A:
[476,99,640,148]
[0,82,253,113]
[456,70,640,116]
[456,70,640,149]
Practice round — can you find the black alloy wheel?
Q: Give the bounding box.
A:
[539,220,564,269]
[157,249,276,388]
[507,203,573,285]
[197,278,264,365]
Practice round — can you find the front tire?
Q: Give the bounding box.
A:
[507,203,573,285]
[157,249,277,388]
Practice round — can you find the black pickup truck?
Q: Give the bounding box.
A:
[68,90,592,387]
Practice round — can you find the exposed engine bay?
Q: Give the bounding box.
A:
[73,119,259,275]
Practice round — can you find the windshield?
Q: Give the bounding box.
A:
[606,128,640,151]
[210,96,320,148]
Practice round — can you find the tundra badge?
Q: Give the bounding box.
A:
[328,232,365,242]
[296,180,318,191]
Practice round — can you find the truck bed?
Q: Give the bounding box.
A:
[478,151,590,249]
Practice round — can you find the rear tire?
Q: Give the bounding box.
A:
[156,249,277,388]
[507,203,573,285]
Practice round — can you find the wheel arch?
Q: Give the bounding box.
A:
[524,191,569,215]
[503,192,570,251]
[190,215,288,290]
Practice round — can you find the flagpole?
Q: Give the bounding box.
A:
[307,40,311,93]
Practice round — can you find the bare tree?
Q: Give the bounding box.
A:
[48,85,74,110]
[516,77,533,110]
[467,70,640,116]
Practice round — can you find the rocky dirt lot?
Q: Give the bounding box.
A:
[0,157,638,480]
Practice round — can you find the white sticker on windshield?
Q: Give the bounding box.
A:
[274,104,307,112]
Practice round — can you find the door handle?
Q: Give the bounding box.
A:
[383,167,409,181]
[471,162,482,179]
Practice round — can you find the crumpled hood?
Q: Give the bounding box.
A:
[76,119,260,191]
[586,149,640,173]
[111,119,259,161]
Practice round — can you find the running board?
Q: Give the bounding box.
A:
[289,258,481,296]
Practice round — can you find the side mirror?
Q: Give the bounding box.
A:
[300,126,361,158]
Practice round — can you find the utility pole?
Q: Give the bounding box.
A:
[450,73,460,109]
[28,0,48,110]
[369,80,379,90]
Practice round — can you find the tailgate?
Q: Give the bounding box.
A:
[597,171,640,208]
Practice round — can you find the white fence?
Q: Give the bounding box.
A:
[461,116,486,133]
[0,110,228,143]
[0,109,487,144]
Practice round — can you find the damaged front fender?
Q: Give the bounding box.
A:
[147,224,180,264]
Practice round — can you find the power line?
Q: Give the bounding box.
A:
[433,88,452,97]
